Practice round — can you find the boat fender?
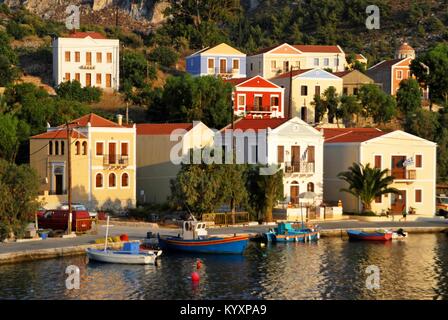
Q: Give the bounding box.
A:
[285,236,289,241]
[304,235,307,242]
[191,272,200,282]
[317,233,320,239]
[308,235,312,242]
[295,237,298,242]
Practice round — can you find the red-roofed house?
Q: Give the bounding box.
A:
[136,121,215,203]
[53,31,119,90]
[30,113,136,211]
[226,75,285,118]
[321,128,437,216]
[247,43,346,79]
[221,117,324,216]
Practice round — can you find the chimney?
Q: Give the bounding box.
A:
[117,114,123,126]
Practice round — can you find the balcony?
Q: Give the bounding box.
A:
[391,169,417,182]
[80,65,95,70]
[284,161,315,175]
[103,154,129,167]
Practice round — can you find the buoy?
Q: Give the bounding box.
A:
[120,234,129,241]
[196,260,202,270]
[191,272,200,282]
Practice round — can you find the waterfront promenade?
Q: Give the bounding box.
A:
[0,218,447,264]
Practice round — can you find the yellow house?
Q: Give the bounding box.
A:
[271,68,343,123]
[322,128,437,216]
[30,113,136,211]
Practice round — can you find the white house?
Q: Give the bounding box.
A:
[222,117,324,207]
[52,31,120,91]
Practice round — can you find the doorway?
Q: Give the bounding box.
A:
[220,59,227,74]
[55,174,63,195]
[391,190,406,214]
[108,143,116,164]
[391,156,406,179]
[290,184,299,205]
[254,96,263,111]
[291,146,300,171]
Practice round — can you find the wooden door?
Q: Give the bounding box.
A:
[220,59,227,74]
[391,156,406,179]
[254,96,262,111]
[391,190,406,214]
[290,185,299,205]
[86,52,92,65]
[55,175,63,195]
[291,146,300,171]
[106,74,111,88]
[108,143,116,164]
[86,73,91,87]
[277,146,284,164]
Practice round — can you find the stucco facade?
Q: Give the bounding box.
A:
[53,32,120,90]
[30,114,136,211]
[322,129,437,216]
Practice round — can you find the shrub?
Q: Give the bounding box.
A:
[56,81,102,103]
[148,46,179,68]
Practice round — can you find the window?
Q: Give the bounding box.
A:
[96,73,102,85]
[86,52,92,65]
[307,182,314,192]
[343,87,348,95]
[415,189,422,203]
[75,141,81,155]
[232,59,239,70]
[250,63,253,71]
[301,85,308,96]
[65,73,70,81]
[307,146,315,163]
[270,96,279,107]
[314,58,319,66]
[65,51,70,62]
[315,86,321,96]
[208,58,214,69]
[283,61,289,72]
[121,142,128,156]
[96,142,104,156]
[96,52,102,63]
[121,173,129,187]
[353,88,359,96]
[55,141,59,155]
[75,73,80,82]
[86,73,91,86]
[75,52,80,62]
[49,141,53,155]
[238,95,245,107]
[374,155,382,169]
[109,173,116,188]
[375,195,382,203]
[107,52,112,63]
[95,173,103,188]
[324,58,329,66]
[82,141,87,155]
[271,60,277,70]
[60,141,65,155]
[416,155,422,168]
[334,58,339,67]
[277,146,284,163]
[397,70,403,80]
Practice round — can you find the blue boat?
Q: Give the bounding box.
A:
[264,222,320,243]
[157,220,249,254]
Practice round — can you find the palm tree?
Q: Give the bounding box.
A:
[338,162,400,213]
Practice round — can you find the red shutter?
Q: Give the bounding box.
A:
[374,155,382,169]
[415,189,422,203]
[416,155,422,168]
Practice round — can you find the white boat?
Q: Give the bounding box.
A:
[86,248,162,265]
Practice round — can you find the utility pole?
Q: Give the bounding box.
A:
[288,64,301,119]
[66,122,72,235]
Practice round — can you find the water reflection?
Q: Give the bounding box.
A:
[0,234,447,300]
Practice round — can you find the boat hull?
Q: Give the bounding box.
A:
[347,230,392,241]
[158,235,249,254]
[86,249,160,265]
[265,231,320,243]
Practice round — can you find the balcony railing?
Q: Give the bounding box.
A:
[80,65,95,70]
[284,161,315,174]
[391,169,416,181]
[103,154,129,166]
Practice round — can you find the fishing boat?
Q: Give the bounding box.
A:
[264,222,320,243]
[157,219,249,254]
[347,229,393,241]
[86,216,162,265]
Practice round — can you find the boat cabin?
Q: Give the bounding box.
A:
[182,221,208,240]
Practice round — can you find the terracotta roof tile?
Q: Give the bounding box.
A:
[293,45,343,53]
[271,69,313,80]
[136,123,193,135]
[31,129,87,139]
[320,128,386,143]
[64,113,121,128]
[224,118,288,132]
[332,70,352,78]
[65,31,107,39]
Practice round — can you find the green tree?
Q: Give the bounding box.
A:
[0,159,40,240]
[338,95,361,126]
[396,78,422,116]
[0,54,19,86]
[322,86,340,124]
[359,84,397,124]
[148,46,179,68]
[312,94,325,123]
[121,51,156,90]
[56,81,102,103]
[338,162,399,213]
[0,114,29,163]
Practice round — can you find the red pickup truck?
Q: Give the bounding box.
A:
[37,210,92,232]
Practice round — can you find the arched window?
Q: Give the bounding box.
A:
[121,173,129,187]
[61,141,65,155]
[49,141,53,155]
[55,141,59,155]
[82,141,88,155]
[75,141,80,155]
[95,173,103,188]
[307,182,314,192]
[109,173,116,187]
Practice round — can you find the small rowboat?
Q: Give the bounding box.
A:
[264,222,320,243]
[86,248,162,265]
[347,230,392,241]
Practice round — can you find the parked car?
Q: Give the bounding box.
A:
[38,210,92,232]
[58,203,97,218]
[436,196,448,218]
